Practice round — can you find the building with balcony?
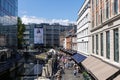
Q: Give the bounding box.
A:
[77,0,91,55]
[23,23,76,48]
[0,0,18,47]
[23,25,31,46]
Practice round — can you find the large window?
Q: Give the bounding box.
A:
[114,29,119,62]
[114,0,118,14]
[100,0,103,23]
[96,35,98,55]
[100,9,103,23]
[96,12,98,25]
[96,0,99,6]
[106,1,109,19]
[92,36,94,53]
[92,0,94,11]
[106,31,110,59]
[101,33,103,56]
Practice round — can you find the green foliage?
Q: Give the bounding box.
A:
[17,17,25,49]
[83,71,91,80]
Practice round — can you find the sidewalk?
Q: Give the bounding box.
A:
[55,50,84,80]
[62,68,84,80]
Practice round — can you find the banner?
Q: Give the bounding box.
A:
[34,28,43,44]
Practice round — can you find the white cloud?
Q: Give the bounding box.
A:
[20,10,28,15]
[21,15,76,25]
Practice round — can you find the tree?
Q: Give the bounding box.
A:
[17,17,25,49]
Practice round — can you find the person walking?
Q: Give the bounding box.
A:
[73,68,77,77]
[55,70,62,80]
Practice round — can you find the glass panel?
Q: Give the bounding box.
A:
[96,35,98,55]
[114,29,119,62]
[106,31,110,59]
[114,0,118,14]
[92,36,94,53]
[106,1,109,19]
[101,33,103,56]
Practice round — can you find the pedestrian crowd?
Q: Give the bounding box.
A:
[54,52,81,80]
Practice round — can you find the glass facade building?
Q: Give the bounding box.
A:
[0,0,18,47]
[23,23,75,47]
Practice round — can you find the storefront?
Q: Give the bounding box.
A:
[82,56,120,80]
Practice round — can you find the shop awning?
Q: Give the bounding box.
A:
[82,56,119,80]
[72,53,87,63]
[114,75,120,80]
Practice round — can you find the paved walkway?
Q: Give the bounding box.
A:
[62,68,84,80]
[54,50,84,80]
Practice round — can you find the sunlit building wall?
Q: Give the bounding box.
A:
[91,0,120,67]
[77,0,91,55]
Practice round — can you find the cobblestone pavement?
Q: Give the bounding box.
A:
[61,68,84,80]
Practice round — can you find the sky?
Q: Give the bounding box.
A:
[18,0,85,25]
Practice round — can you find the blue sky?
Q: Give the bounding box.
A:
[18,0,85,24]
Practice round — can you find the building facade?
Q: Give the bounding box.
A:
[71,35,77,51]
[60,26,77,50]
[77,0,91,55]
[91,0,120,67]
[23,23,75,48]
[23,25,31,46]
[59,32,66,48]
[65,35,72,50]
[0,0,18,47]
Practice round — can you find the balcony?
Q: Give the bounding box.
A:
[24,31,30,35]
[23,36,30,39]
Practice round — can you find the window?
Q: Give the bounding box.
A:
[106,1,109,19]
[114,29,119,62]
[100,9,103,23]
[114,0,118,14]
[96,0,99,25]
[96,0,99,6]
[106,31,110,59]
[101,33,103,56]
[100,0,102,23]
[92,36,94,53]
[96,12,98,25]
[92,20,94,28]
[92,0,94,11]
[96,35,98,55]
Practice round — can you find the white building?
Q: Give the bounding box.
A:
[81,0,120,79]
[77,0,91,55]
[90,0,120,67]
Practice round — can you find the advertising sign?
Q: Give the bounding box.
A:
[34,28,43,44]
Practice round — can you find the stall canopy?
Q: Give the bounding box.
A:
[82,56,119,80]
[72,53,87,64]
[114,75,120,80]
